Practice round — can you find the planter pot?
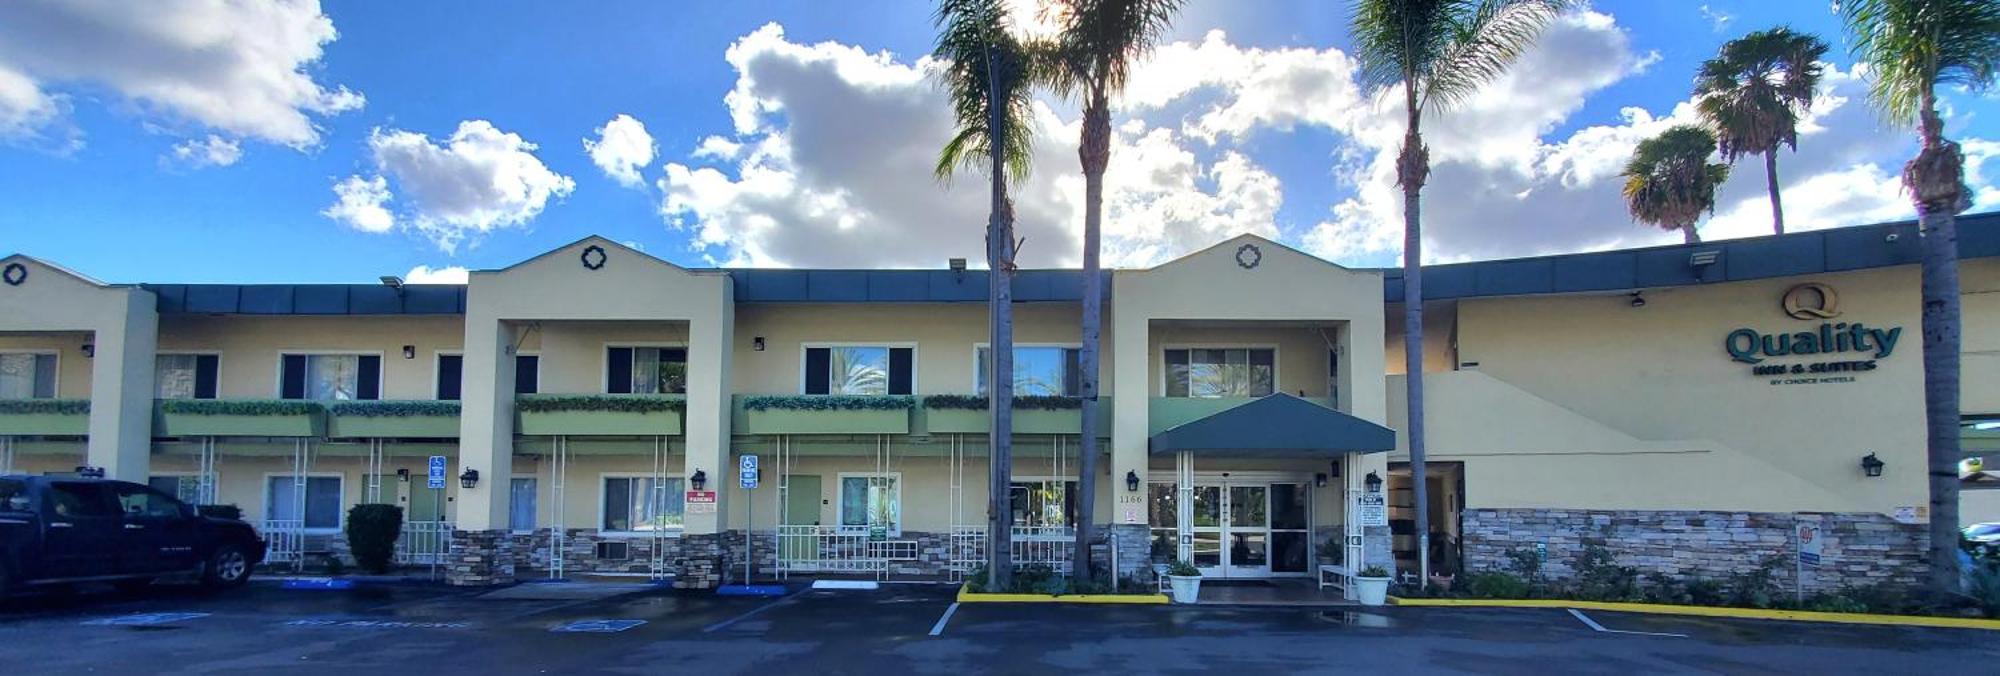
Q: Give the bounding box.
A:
[1355,576,1390,606]
[1428,573,1455,593]
[1167,574,1202,604]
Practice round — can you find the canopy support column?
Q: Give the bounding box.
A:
[1175,450,1194,563]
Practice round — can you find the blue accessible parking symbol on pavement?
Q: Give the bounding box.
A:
[551,619,646,633]
[83,612,210,627]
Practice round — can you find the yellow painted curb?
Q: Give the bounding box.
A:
[1387,596,2000,631]
[956,585,1170,604]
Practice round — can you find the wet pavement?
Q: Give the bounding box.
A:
[0,579,1993,674]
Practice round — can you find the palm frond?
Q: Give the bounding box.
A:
[933,0,1046,183]
[1841,0,2000,125]
[1046,0,1186,99]
[1621,125,1731,232]
[1693,27,1828,161]
[1424,0,1571,110]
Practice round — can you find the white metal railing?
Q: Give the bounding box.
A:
[775,525,927,579]
[262,519,306,564]
[397,520,454,565]
[948,525,1077,580]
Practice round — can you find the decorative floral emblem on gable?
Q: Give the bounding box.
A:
[2,262,26,286]
[580,245,608,271]
[1235,243,1262,270]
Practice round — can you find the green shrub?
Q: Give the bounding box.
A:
[1166,559,1200,577]
[1463,571,1531,598]
[516,394,684,413]
[1504,546,1544,580]
[0,399,89,415]
[1724,556,1786,609]
[1359,565,1391,578]
[741,395,914,412]
[197,504,243,520]
[327,400,461,417]
[921,394,1083,410]
[159,399,323,416]
[1571,544,1642,602]
[345,504,404,574]
[1803,594,1870,614]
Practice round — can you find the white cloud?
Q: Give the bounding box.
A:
[403,264,468,284]
[323,175,393,233]
[655,23,1290,269]
[0,0,361,151]
[1122,29,1369,142]
[583,114,657,188]
[339,120,576,253]
[164,135,242,169]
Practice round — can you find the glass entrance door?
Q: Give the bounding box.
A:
[1226,485,1270,577]
[1182,480,1308,578]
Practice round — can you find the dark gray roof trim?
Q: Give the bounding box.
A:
[1149,394,1396,456]
[138,213,1996,314]
[1383,212,2000,302]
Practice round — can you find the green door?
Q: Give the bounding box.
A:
[782,475,821,562]
[407,483,444,522]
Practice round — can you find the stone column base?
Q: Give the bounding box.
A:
[446,529,517,586]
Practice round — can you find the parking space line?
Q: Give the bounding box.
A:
[928,602,960,637]
[702,594,797,633]
[1567,608,1688,638]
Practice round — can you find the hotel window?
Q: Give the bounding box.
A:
[509,478,537,533]
[976,346,1080,396]
[149,475,201,504]
[1009,479,1077,529]
[0,352,56,399]
[155,354,219,400]
[607,347,686,394]
[804,346,912,396]
[265,475,343,531]
[280,354,381,401]
[601,475,684,532]
[838,474,901,535]
[1164,348,1275,397]
[435,354,539,400]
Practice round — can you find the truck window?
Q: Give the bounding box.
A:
[115,484,186,518]
[47,483,117,518]
[0,478,26,512]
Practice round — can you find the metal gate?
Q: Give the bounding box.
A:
[397,520,455,564]
[262,439,315,568]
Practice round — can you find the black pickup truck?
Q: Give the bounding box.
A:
[0,474,264,597]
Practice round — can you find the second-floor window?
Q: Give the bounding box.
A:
[976,346,1080,396]
[155,354,219,400]
[280,354,381,400]
[0,352,56,399]
[1164,348,1275,398]
[607,347,685,394]
[804,345,912,395]
[435,354,540,400]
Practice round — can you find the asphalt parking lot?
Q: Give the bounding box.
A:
[0,580,1993,675]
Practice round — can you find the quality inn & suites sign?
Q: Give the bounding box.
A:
[1724,282,1902,384]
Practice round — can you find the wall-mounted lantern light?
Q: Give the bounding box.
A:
[396,468,411,483]
[753,336,766,352]
[1629,292,1646,308]
[1125,470,1141,492]
[403,345,416,359]
[1315,472,1329,488]
[1329,460,1341,479]
[691,469,708,491]
[1860,453,1885,478]
[1365,471,1383,493]
[81,343,94,359]
[459,468,480,489]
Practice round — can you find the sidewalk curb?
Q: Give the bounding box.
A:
[1388,596,2000,631]
[956,585,1169,604]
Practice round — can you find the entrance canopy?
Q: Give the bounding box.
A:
[1148,394,1395,457]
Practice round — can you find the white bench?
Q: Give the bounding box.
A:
[1318,563,1356,594]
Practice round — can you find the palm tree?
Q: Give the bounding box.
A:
[1350,0,1569,581]
[1694,27,1829,235]
[1621,125,1731,244]
[1840,0,2000,597]
[934,0,1044,589]
[1046,0,1184,581]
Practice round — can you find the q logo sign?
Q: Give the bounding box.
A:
[1781,282,1840,320]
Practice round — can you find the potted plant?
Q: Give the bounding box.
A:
[1150,533,1175,575]
[1356,565,1392,606]
[1165,559,1202,604]
[1428,532,1460,592]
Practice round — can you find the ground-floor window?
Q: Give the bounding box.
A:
[266,475,343,532]
[1009,479,1076,529]
[510,477,537,532]
[838,473,900,536]
[149,475,200,504]
[601,475,683,532]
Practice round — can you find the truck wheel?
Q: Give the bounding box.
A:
[203,544,252,589]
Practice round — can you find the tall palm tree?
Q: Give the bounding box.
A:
[934,0,1044,588]
[1840,0,2000,597]
[1046,0,1184,580]
[1621,125,1731,244]
[1350,0,1569,581]
[1694,27,1829,235]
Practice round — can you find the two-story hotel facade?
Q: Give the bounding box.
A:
[5,213,1999,593]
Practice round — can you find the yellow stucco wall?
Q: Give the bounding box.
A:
[0,332,92,397]
[156,315,466,399]
[730,302,1099,395]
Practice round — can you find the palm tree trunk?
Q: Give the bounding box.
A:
[1765,151,1785,235]
[1073,86,1109,580]
[1398,82,1431,583]
[1912,94,1963,597]
[984,47,1013,588]
[1683,224,1700,244]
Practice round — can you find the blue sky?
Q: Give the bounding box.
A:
[0,1,1993,284]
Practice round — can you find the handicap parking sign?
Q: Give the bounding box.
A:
[551,619,646,633]
[740,454,759,489]
[428,455,448,489]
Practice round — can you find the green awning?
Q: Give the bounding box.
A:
[1148,393,1395,457]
